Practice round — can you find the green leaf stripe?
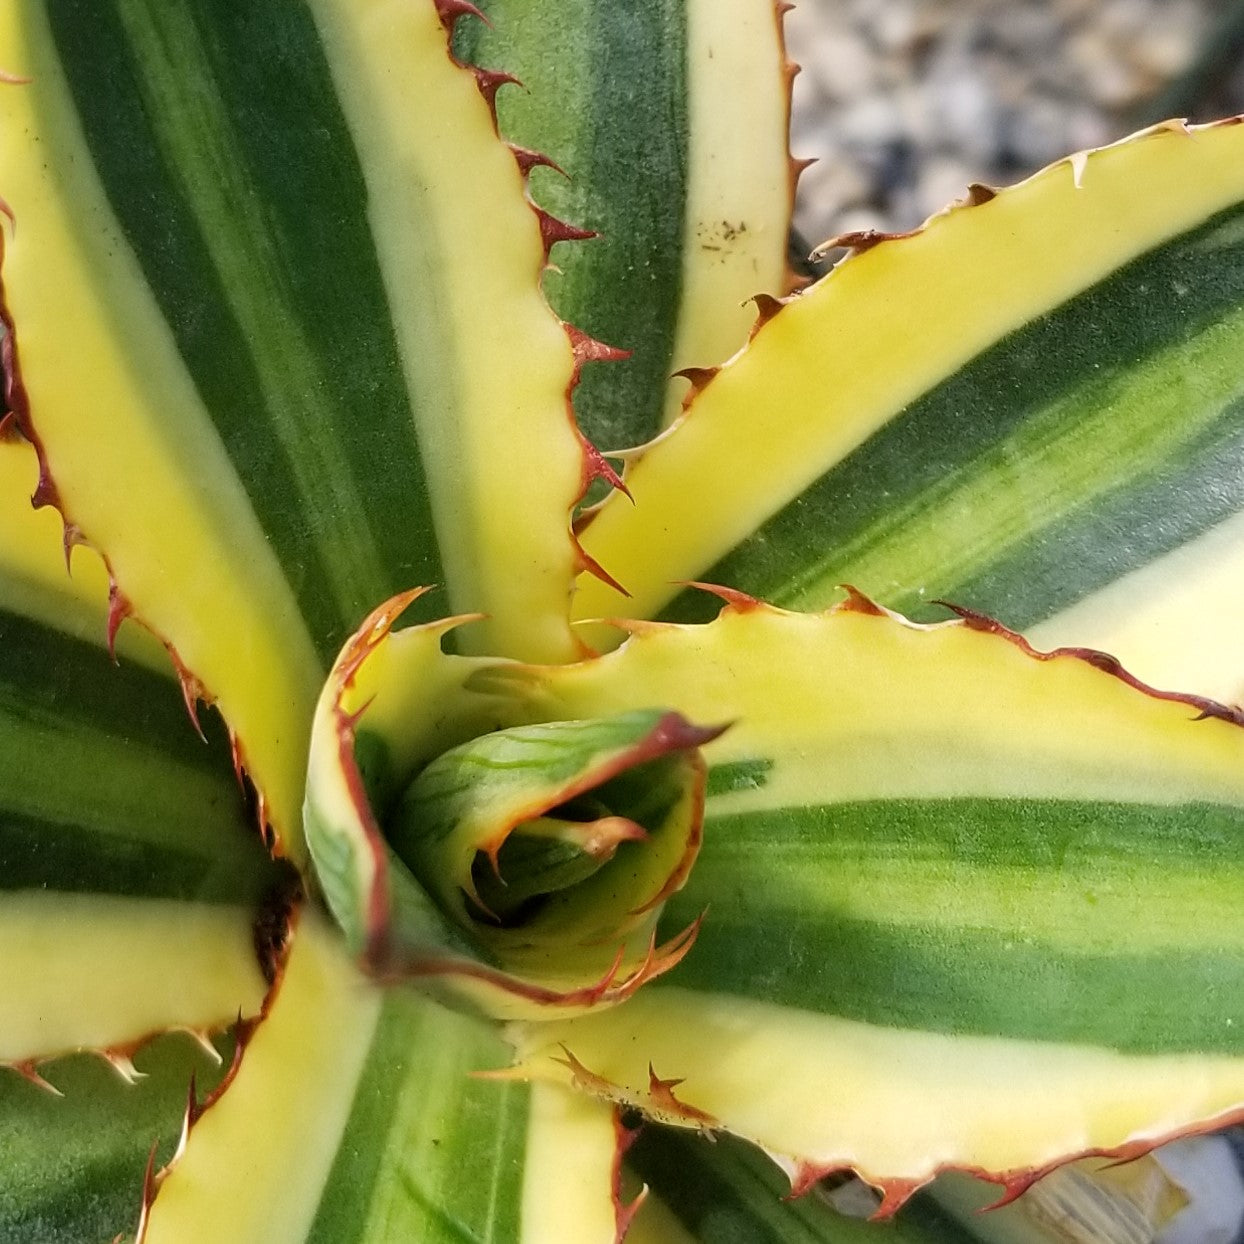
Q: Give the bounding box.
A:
[40,0,444,664]
[0,605,273,902]
[306,990,528,1244]
[705,758,774,797]
[659,798,1244,1053]
[456,0,794,460]
[660,202,1244,628]
[456,0,689,454]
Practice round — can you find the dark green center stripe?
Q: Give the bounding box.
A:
[661,202,1244,627]
[0,607,273,900]
[457,0,689,455]
[45,0,446,661]
[663,798,1244,1053]
[308,991,528,1244]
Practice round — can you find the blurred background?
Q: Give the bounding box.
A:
[785,0,1244,246]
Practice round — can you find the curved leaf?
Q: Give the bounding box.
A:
[0,438,274,1060]
[0,0,589,853]
[573,120,1244,703]
[457,0,795,451]
[1,2,322,853]
[499,598,1244,1205]
[303,594,705,1020]
[0,416,270,1070]
[143,913,622,1244]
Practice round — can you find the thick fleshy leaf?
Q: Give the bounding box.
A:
[0,0,592,853]
[497,597,1244,1206]
[142,913,623,1244]
[0,1031,234,1244]
[0,894,269,1070]
[0,625,274,1063]
[456,0,796,451]
[573,119,1244,703]
[304,593,707,1019]
[0,441,273,1063]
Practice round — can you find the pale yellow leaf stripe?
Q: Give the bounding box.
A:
[143,915,381,1244]
[662,0,793,430]
[575,121,1244,633]
[1025,506,1244,708]
[0,893,267,1064]
[0,437,167,670]
[514,987,1244,1194]
[309,0,585,664]
[515,605,1244,817]
[0,10,323,858]
[522,1084,621,1244]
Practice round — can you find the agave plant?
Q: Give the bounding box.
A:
[6,1,1244,1240]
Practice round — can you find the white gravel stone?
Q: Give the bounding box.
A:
[806,21,878,99]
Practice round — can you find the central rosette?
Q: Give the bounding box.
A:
[303,592,722,1019]
[392,709,718,952]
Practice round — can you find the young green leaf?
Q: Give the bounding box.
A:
[304,595,715,1019]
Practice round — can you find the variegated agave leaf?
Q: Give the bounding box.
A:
[5,1,1244,1242]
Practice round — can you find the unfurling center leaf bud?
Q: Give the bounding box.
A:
[305,594,725,1021]
[383,710,721,995]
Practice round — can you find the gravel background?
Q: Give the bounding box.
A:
[785,0,1244,246]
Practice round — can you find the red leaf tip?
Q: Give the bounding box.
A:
[677,581,766,612]
[611,1107,647,1244]
[537,208,596,256]
[565,323,629,367]
[472,66,520,108]
[575,539,631,598]
[964,181,999,206]
[5,1059,62,1096]
[836,584,886,616]
[433,0,488,35]
[646,1063,717,1127]
[106,582,134,662]
[748,292,787,339]
[579,433,629,498]
[510,144,565,178]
